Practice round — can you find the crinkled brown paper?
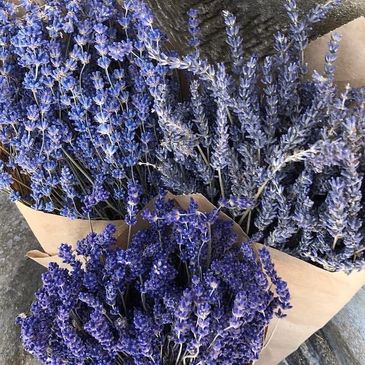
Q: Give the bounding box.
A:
[16,201,125,259]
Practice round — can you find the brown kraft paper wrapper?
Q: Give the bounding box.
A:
[255,248,365,365]
[305,17,365,89]
[24,193,365,364]
[16,201,126,264]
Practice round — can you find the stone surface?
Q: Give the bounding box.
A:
[0,190,364,365]
[146,0,365,62]
[0,192,44,365]
[280,287,365,365]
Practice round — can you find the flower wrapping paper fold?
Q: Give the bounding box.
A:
[18,195,157,266]
[16,201,126,257]
[23,193,365,364]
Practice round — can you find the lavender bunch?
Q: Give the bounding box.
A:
[0,0,166,219]
[136,0,365,271]
[17,193,290,365]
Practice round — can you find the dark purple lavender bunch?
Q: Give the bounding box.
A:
[0,0,167,219]
[138,0,365,272]
[18,194,289,364]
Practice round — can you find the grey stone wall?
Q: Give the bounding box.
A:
[0,192,43,365]
[146,0,365,62]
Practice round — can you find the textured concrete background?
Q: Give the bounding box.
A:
[0,191,364,365]
[0,192,43,365]
[145,0,365,62]
[282,288,365,365]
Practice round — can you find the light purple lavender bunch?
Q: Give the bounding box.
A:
[0,0,166,219]
[17,192,290,365]
[137,0,365,271]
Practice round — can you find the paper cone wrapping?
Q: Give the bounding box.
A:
[256,247,365,365]
[16,201,126,266]
[305,16,365,88]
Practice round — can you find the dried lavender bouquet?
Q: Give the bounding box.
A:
[17,192,290,365]
[0,0,168,219]
[137,0,365,271]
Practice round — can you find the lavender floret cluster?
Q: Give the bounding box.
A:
[138,0,365,271]
[17,193,289,365]
[0,0,165,219]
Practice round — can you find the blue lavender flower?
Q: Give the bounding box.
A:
[2,0,364,272]
[223,11,243,75]
[187,9,200,50]
[324,32,341,80]
[0,170,12,189]
[211,64,231,172]
[190,80,210,148]
[125,180,142,226]
[322,177,348,250]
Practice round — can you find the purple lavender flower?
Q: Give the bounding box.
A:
[223,10,244,74]
[125,180,142,226]
[2,0,364,273]
[0,170,12,189]
[322,178,348,250]
[187,9,201,50]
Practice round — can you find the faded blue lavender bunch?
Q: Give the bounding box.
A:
[138,0,365,272]
[17,193,289,365]
[0,0,164,219]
